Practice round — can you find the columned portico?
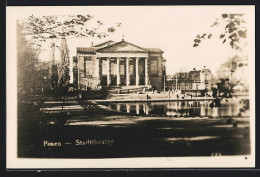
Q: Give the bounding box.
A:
[96,50,149,87]
[98,56,148,87]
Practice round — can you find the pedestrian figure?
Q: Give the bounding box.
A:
[191,94,193,99]
[146,94,149,100]
[177,94,179,99]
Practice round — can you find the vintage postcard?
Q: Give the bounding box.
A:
[6,6,255,168]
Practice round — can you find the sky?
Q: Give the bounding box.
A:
[8,6,254,75]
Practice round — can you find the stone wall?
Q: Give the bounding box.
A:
[148,53,164,90]
[78,55,99,90]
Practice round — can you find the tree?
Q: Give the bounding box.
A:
[20,15,121,47]
[209,78,235,108]
[193,14,247,51]
[212,78,234,99]
[193,14,248,105]
[36,61,53,92]
[17,23,41,98]
[19,14,121,94]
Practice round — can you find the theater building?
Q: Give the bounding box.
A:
[73,39,165,91]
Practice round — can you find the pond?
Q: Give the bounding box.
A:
[19,98,251,158]
[103,99,250,118]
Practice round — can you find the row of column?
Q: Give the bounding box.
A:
[114,102,222,117]
[98,57,149,86]
[116,103,150,115]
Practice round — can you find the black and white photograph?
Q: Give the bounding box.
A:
[6,6,255,168]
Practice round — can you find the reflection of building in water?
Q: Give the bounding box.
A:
[108,100,249,118]
[188,101,202,117]
[142,103,150,115]
[200,101,206,117]
[166,102,179,117]
[212,107,219,118]
[126,104,130,113]
[136,104,140,114]
[145,103,150,115]
[117,104,121,111]
[221,100,231,117]
[166,67,213,95]
[73,39,166,91]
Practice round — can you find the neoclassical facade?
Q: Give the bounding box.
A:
[73,39,166,91]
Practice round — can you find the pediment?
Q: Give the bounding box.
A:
[96,41,147,53]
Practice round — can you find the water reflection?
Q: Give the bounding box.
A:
[104,99,249,118]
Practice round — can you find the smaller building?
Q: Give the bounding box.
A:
[166,67,213,95]
[216,55,249,89]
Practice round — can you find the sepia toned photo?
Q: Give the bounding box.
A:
[6,6,255,168]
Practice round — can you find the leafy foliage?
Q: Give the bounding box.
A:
[17,23,38,94]
[17,23,50,97]
[18,14,121,96]
[212,78,234,99]
[193,14,247,51]
[20,14,121,47]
